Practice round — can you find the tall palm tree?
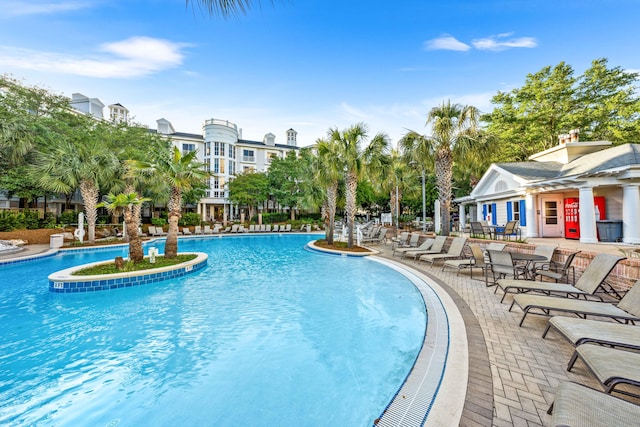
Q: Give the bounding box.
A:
[135,146,210,258]
[315,138,343,244]
[100,192,149,263]
[32,137,119,244]
[329,123,390,248]
[400,100,480,236]
[374,149,416,229]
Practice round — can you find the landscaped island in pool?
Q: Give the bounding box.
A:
[0,234,432,426]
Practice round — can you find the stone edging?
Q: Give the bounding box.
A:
[306,240,379,256]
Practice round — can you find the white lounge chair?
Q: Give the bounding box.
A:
[182,227,192,235]
[248,224,256,233]
[203,225,213,234]
[272,224,280,232]
[194,225,203,234]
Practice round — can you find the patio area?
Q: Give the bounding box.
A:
[375,237,640,426]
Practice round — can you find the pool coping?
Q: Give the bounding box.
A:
[47,252,208,293]
[371,256,469,427]
[306,239,380,256]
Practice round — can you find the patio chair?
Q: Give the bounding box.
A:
[272,224,279,232]
[510,277,640,327]
[543,316,640,368]
[419,237,467,267]
[283,224,291,232]
[265,224,272,232]
[494,220,521,241]
[401,236,448,260]
[223,226,231,233]
[182,227,192,235]
[533,251,580,285]
[212,225,222,233]
[497,253,625,303]
[568,343,640,397]
[470,221,489,239]
[248,224,256,233]
[443,243,489,280]
[393,238,435,258]
[547,382,640,427]
[230,225,239,233]
[515,244,556,277]
[394,232,419,250]
[203,225,214,234]
[486,250,521,287]
[390,231,409,249]
[194,225,203,235]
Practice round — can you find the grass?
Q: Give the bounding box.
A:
[72,254,198,275]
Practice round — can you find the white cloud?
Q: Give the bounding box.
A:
[472,34,537,51]
[4,1,94,16]
[424,36,471,52]
[0,37,188,78]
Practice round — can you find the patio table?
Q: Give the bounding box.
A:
[510,253,547,279]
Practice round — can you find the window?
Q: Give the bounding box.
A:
[213,178,219,189]
[229,160,236,175]
[243,149,255,162]
[213,158,219,174]
[512,201,520,221]
[228,144,234,158]
[214,142,220,156]
[220,143,225,157]
[205,142,210,156]
[182,143,195,155]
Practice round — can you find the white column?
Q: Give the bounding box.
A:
[476,202,483,221]
[434,199,441,233]
[524,193,538,238]
[459,204,466,229]
[197,203,203,221]
[623,184,640,244]
[579,186,598,243]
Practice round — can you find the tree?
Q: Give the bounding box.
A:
[100,192,149,263]
[186,0,261,17]
[315,138,344,244]
[134,145,210,258]
[401,101,480,236]
[32,114,120,244]
[267,151,304,220]
[228,171,270,220]
[484,59,640,161]
[329,123,390,248]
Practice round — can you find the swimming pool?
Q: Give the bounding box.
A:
[0,235,429,426]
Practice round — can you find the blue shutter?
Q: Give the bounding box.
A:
[507,202,513,221]
[491,203,497,225]
[482,204,487,220]
[519,200,527,226]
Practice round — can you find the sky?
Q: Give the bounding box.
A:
[1,0,639,148]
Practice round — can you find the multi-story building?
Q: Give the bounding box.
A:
[2,93,301,223]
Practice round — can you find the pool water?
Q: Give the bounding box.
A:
[0,235,426,426]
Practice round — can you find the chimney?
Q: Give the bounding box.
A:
[569,128,579,142]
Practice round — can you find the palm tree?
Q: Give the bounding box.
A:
[329,123,390,248]
[400,100,480,236]
[315,138,344,244]
[374,149,416,230]
[100,192,149,263]
[135,146,210,259]
[32,136,119,244]
[187,0,259,17]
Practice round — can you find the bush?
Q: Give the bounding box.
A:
[40,212,57,229]
[58,210,78,225]
[179,212,201,226]
[23,210,40,229]
[151,217,167,227]
[0,211,22,231]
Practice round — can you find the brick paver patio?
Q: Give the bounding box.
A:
[375,242,637,426]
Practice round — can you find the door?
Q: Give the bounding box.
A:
[540,196,564,237]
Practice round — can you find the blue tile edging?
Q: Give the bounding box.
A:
[47,252,208,293]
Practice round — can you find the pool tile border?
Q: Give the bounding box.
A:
[47,252,208,293]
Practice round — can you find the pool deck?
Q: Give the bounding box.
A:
[374,240,640,426]
[3,237,640,425]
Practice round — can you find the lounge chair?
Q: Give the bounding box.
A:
[272,224,280,232]
[485,249,523,287]
[485,242,507,252]
[419,237,467,266]
[394,232,419,250]
[223,226,231,233]
[443,243,488,279]
[547,382,640,427]
[182,227,192,235]
[533,251,580,285]
[283,224,291,232]
[248,224,255,233]
[510,277,640,327]
[194,225,203,235]
[265,224,272,232]
[543,316,640,370]
[230,225,239,233]
[497,253,625,303]
[212,225,222,233]
[390,232,409,249]
[568,343,640,397]
[203,225,214,234]
[404,236,448,260]
[393,236,439,259]
[361,228,387,245]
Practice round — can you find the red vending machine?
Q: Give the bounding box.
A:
[563,196,606,239]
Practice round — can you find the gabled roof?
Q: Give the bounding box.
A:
[496,161,563,181]
[560,143,640,177]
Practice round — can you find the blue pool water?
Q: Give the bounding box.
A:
[0,235,426,426]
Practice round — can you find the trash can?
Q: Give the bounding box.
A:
[596,220,623,242]
[50,234,64,249]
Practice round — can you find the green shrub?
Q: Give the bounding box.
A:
[0,211,22,231]
[151,217,167,227]
[58,210,78,225]
[23,210,40,229]
[179,212,201,226]
[40,212,57,229]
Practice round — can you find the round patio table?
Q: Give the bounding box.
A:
[510,253,547,279]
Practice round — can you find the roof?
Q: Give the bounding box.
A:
[496,161,563,181]
[561,143,640,177]
[238,139,299,150]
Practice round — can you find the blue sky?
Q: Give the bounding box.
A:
[1,0,639,147]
